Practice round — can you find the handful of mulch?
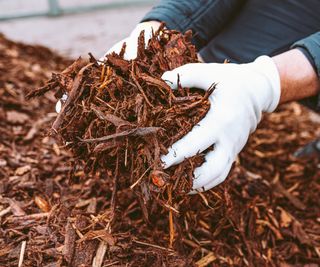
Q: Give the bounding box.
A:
[28,25,212,217]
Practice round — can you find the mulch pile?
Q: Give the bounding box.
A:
[29,26,212,210]
[0,31,319,267]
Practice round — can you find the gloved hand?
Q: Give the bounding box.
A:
[161,56,281,193]
[104,21,161,60]
[56,21,161,113]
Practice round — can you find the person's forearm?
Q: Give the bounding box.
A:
[141,0,247,50]
[273,49,320,104]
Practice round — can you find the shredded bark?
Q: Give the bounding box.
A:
[0,30,319,267]
[28,25,212,214]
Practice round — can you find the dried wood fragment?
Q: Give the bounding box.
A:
[92,241,108,267]
[18,241,27,267]
[63,219,76,264]
[196,252,217,267]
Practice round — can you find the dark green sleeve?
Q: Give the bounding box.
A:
[292,32,320,77]
[291,32,320,111]
[141,0,246,50]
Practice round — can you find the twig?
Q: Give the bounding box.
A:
[182,238,199,249]
[181,238,211,254]
[95,96,116,111]
[92,241,108,267]
[91,105,132,127]
[11,212,49,221]
[130,166,151,189]
[52,63,93,132]
[195,252,217,267]
[198,192,214,209]
[202,83,216,101]
[168,186,175,248]
[100,64,106,82]
[154,198,180,214]
[271,173,306,210]
[103,261,120,267]
[0,206,11,218]
[78,127,161,143]
[131,62,154,108]
[109,153,119,229]
[72,223,84,239]
[18,240,27,267]
[132,239,174,252]
[124,138,128,167]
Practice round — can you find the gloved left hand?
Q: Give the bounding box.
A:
[104,21,161,60]
[55,21,161,113]
[161,56,281,193]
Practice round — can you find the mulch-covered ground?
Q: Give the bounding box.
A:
[0,33,319,267]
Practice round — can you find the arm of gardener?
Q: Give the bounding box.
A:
[284,32,320,110]
[141,0,247,50]
[274,49,320,105]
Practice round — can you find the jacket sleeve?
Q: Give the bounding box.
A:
[141,0,247,50]
[291,32,320,111]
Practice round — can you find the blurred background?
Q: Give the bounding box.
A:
[0,0,158,58]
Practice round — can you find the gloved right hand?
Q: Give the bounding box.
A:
[161,56,281,193]
[104,21,161,60]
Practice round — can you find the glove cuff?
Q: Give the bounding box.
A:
[252,56,281,112]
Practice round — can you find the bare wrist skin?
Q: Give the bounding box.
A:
[273,49,320,104]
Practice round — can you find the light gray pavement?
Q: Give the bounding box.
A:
[0,0,156,58]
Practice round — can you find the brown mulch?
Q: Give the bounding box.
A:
[27,26,214,248]
[0,32,319,267]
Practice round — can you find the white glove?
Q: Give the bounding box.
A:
[161,56,281,193]
[56,22,161,113]
[104,21,161,60]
